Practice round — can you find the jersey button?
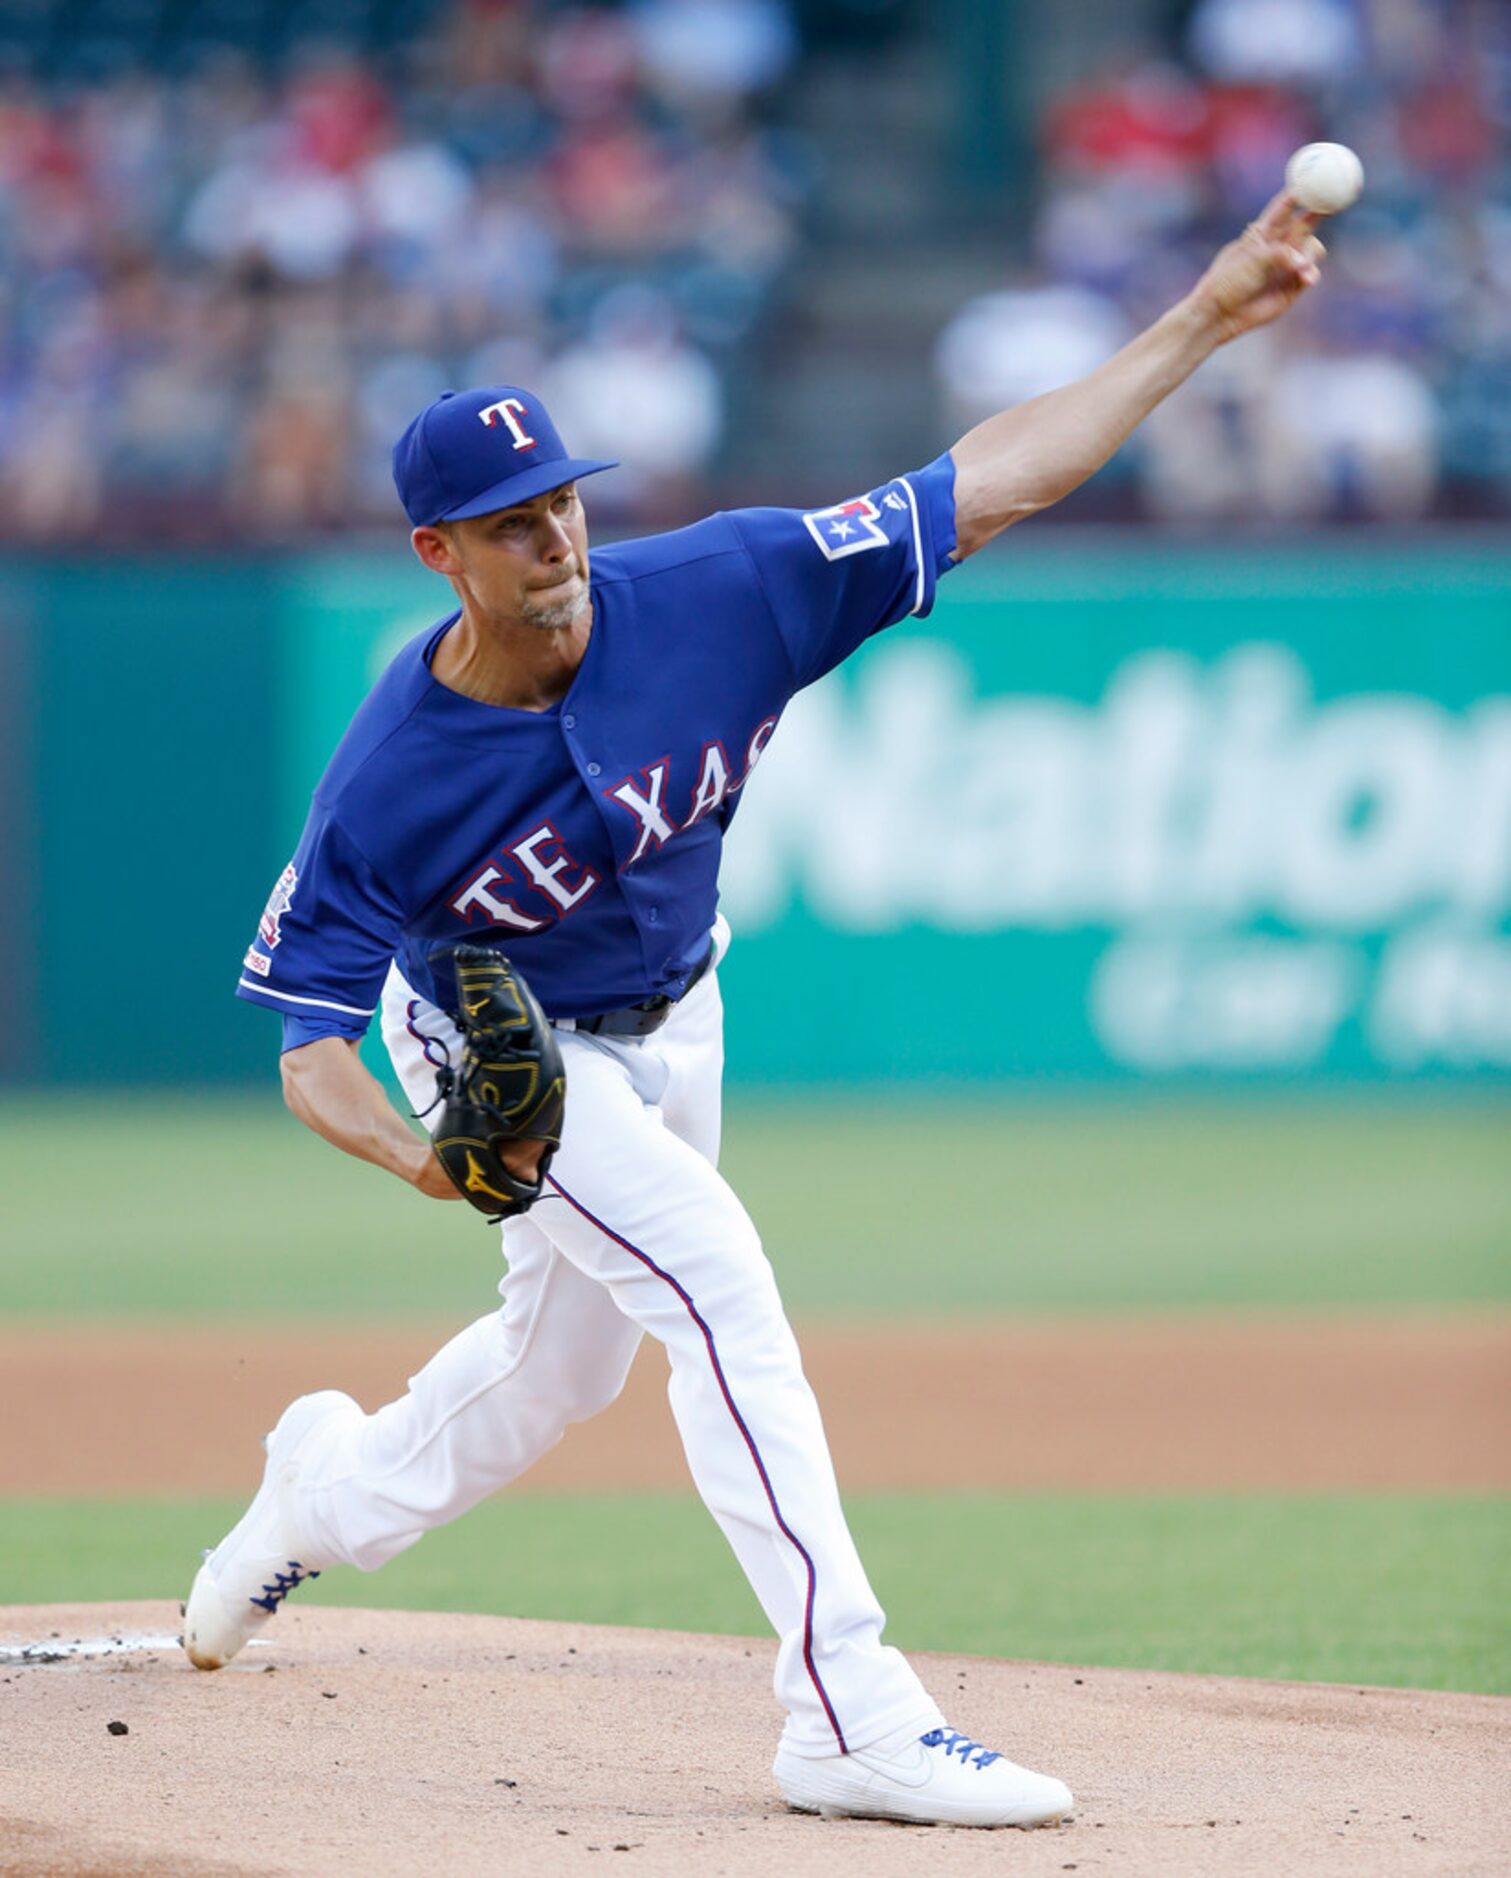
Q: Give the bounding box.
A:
[563,713,577,728]
[586,761,601,776]
[648,906,660,922]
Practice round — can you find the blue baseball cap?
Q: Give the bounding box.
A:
[392,385,617,527]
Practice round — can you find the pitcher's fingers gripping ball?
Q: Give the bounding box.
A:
[1285,141,1364,216]
[429,945,566,1220]
[1190,185,1330,343]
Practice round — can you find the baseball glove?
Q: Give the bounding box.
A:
[428,945,566,1221]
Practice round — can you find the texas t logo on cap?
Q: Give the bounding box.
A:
[392,385,617,526]
[477,398,537,450]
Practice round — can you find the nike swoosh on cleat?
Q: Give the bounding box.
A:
[849,1743,935,1789]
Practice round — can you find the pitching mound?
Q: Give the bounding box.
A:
[2,1604,1505,1877]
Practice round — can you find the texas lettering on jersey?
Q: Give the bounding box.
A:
[450,717,778,934]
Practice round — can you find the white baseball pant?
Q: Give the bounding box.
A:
[286,921,944,1758]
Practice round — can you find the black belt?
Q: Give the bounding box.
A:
[568,942,715,1039]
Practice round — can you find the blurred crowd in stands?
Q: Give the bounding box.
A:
[0,0,803,539]
[937,0,1511,523]
[0,0,1506,541]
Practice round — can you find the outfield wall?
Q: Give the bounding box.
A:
[2,538,1506,1087]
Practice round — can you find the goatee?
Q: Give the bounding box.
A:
[519,574,584,633]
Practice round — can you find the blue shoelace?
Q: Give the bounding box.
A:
[250,1561,320,1614]
[920,1728,1001,1770]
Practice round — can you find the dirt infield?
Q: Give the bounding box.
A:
[3,1601,1506,1878]
[4,1312,1507,1495]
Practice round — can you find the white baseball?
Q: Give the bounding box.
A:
[1285,142,1364,215]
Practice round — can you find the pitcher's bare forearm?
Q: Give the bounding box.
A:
[952,299,1220,554]
[951,189,1325,558]
[280,1035,459,1199]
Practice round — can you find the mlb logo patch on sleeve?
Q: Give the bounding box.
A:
[258,861,298,949]
[803,494,890,560]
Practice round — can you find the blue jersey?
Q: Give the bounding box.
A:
[237,454,959,1047]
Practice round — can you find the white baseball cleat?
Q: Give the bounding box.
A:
[774,1726,1074,1828]
[183,1389,360,1671]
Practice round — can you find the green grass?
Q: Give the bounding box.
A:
[3,1492,1505,1695]
[1,1094,1507,1317]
